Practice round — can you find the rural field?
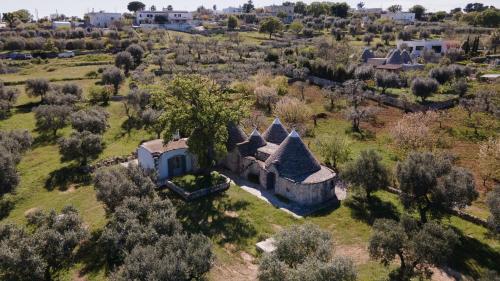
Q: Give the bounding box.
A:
[0,2,499,281]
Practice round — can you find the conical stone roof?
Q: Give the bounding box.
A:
[386,49,403,65]
[227,122,247,150]
[262,118,289,144]
[401,50,412,64]
[361,48,374,62]
[265,130,321,179]
[248,129,267,149]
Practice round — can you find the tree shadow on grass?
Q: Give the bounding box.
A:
[76,230,110,278]
[15,101,40,114]
[448,226,500,279]
[45,165,91,191]
[344,194,400,225]
[167,191,257,247]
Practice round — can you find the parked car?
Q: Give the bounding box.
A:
[58,51,75,58]
[8,53,33,60]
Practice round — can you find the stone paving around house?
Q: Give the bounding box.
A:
[221,171,346,218]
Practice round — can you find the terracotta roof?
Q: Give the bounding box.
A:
[227,122,247,150]
[265,130,321,180]
[376,64,403,70]
[141,138,188,154]
[262,118,289,144]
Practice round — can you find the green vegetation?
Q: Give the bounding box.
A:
[171,172,226,192]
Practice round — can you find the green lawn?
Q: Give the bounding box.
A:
[171,172,227,192]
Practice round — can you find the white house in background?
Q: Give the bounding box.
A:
[137,138,195,184]
[397,39,461,56]
[52,21,71,29]
[85,11,122,28]
[381,12,415,24]
[222,7,244,14]
[352,8,383,15]
[136,8,192,24]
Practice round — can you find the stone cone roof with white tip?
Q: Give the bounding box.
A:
[248,128,267,148]
[227,122,247,150]
[386,49,403,65]
[262,118,289,145]
[265,130,321,179]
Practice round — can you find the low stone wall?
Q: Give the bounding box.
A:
[291,75,459,113]
[385,186,488,227]
[163,175,231,201]
[90,153,137,171]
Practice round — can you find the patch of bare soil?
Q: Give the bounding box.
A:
[72,271,87,281]
[60,184,77,193]
[24,207,40,216]
[334,244,370,264]
[431,267,468,281]
[210,251,258,281]
[225,211,239,218]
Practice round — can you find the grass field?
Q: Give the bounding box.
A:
[0,48,498,281]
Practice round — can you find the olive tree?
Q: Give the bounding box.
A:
[396,152,478,223]
[315,135,351,170]
[101,67,125,95]
[259,17,284,39]
[342,150,390,199]
[25,78,50,103]
[258,223,356,281]
[486,185,500,236]
[33,105,72,137]
[26,206,88,280]
[370,215,459,281]
[0,82,19,118]
[115,51,134,76]
[125,44,145,66]
[375,71,400,95]
[410,77,439,102]
[70,107,109,134]
[58,131,104,166]
[93,164,156,212]
[111,233,212,281]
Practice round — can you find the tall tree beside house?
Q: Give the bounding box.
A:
[396,152,478,223]
[387,4,403,13]
[369,215,459,281]
[259,17,284,39]
[157,75,243,171]
[127,1,146,12]
[409,5,426,20]
[330,2,350,18]
[243,0,255,13]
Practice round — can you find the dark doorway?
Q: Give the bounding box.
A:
[266,172,276,190]
[168,155,186,178]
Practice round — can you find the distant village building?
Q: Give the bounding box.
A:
[263,4,295,23]
[365,48,424,72]
[85,11,122,28]
[137,119,339,206]
[222,7,245,14]
[397,39,460,56]
[136,8,193,31]
[381,12,415,24]
[52,21,71,29]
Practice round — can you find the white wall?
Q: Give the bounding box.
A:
[137,147,155,171]
[157,148,193,180]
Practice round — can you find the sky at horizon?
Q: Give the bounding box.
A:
[0,0,498,19]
